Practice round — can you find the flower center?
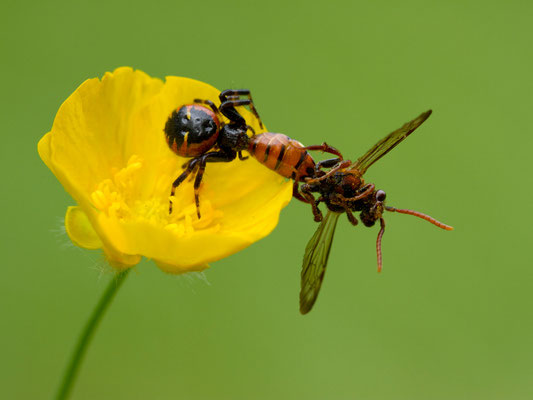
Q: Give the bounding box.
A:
[89,155,223,237]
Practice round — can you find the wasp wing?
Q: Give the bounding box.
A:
[300,211,341,314]
[350,110,432,174]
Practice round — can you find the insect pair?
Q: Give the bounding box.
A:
[164,90,342,216]
[164,90,453,314]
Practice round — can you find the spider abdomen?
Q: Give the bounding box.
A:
[164,105,220,157]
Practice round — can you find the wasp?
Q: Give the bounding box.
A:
[164,89,342,217]
[298,110,453,314]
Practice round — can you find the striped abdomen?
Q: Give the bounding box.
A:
[248,132,316,180]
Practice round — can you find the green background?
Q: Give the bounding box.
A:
[2,0,532,399]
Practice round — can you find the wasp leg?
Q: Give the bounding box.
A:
[330,197,359,226]
[291,172,307,203]
[344,209,358,225]
[305,160,351,185]
[220,89,264,129]
[301,183,323,222]
[170,158,200,214]
[301,143,343,160]
[338,183,375,203]
[291,177,310,204]
[314,157,341,175]
[292,171,315,204]
[238,151,249,161]
[293,184,307,203]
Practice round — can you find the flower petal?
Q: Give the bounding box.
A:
[64,206,102,250]
[91,178,291,273]
[39,67,293,273]
[38,67,164,205]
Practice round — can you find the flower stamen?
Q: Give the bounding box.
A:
[90,155,223,238]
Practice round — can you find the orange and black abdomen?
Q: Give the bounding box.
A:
[164,105,220,157]
[248,132,316,180]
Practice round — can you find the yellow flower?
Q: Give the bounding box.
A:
[38,67,292,273]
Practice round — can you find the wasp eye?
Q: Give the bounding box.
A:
[376,190,386,202]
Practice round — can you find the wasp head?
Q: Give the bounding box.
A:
[359,189,386,227]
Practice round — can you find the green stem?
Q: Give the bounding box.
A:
[55,269,130,400]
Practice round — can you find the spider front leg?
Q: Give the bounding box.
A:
[219,89,264,129]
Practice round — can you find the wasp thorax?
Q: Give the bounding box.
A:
[338,173,361,197]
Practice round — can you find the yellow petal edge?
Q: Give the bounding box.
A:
[38,67,292,273]
[65,206,102,250]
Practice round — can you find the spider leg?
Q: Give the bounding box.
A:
[170,158,200,214]
[219,89,264,129]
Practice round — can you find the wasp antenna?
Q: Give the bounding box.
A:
[385,206,453,231]
[376,218,386,273]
